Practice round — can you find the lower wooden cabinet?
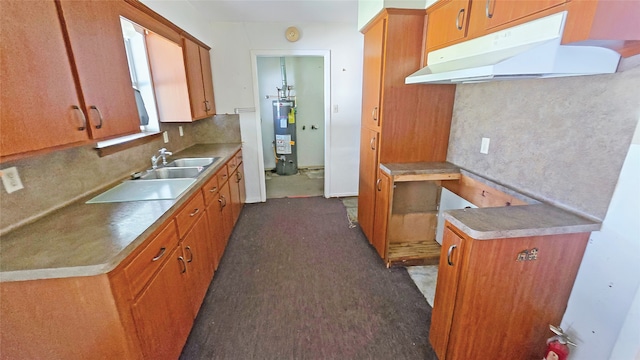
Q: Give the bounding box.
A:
[131,246,193,359]
[430,221,590,359]
[180,211,215,317]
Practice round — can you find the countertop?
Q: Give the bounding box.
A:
[0,143,241,282]
[380,161,601,240]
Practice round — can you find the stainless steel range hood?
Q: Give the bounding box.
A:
[405,11,621,84]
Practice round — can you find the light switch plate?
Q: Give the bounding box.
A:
[163,131,169,143]
[179,126,184,137]
[480,137,490,154]
[1,166,24,193]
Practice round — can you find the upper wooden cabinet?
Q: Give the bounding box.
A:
[58,0,141,140]
[425,0,471,51]
[425,0,640,57]
[184,38,216,120]
[1,1,89,160]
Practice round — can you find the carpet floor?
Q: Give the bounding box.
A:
[180,197,437,360]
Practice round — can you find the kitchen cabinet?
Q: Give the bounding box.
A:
[357,9,456,262]
[184,37,216,120]
[0,1,87,160]
[228,150,246,225]
[430,221,590,359]
[424,0,640,57]
[57,0,141,139]
[373,162,461,267]
[131,246,193,359]
[424,0,471,52]
[180,211,215,317]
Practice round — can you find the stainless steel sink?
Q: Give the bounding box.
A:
[86,179,197,203]
[140,167,203,180]
[166,157,218,167]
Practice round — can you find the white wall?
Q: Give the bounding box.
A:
[561,120,640,360]
[141,2,364,202]
[257,56,325,170]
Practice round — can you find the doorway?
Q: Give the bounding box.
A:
[251,50,331,201]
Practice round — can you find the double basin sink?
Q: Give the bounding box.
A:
[86,157,219,204]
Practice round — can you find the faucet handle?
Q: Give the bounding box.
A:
[151,155,159,169]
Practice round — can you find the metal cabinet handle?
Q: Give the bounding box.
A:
[447,245,457,266]
[370,137,376,151]
[236,171,242,182]
[189,208,200,217]
[185,246,193,263]
[178,256,187,273]
[219,195,227,208]
[209,186,218,193]
[456,8,465,30]
[89,105,103,129]
[152,247,166,262]
[72,105,87,131]
[376,178,382,191]
[485,0,494,18]
[371,107,378,122]
[203,100,209,112]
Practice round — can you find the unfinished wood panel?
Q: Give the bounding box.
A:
[442,174,529,208]
[388,212,438,243]
[146,31,192,122]
[392,181,439,214]
[0,275,135,359]
[0,0,88,160]
[387,240,441,265]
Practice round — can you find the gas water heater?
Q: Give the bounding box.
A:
[273,99,298,175]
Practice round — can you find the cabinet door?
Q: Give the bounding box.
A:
[199,46,216,116]
[132,247,192,360]
[237,162,247,204]
[59,0,140,140]
[372,171,391,259]
[204,200,225,269]
[357,127,379,242]
[184,38,208,120]
[470,0,566,33]
[181,213,215,317]
[219,180,234,248]
[426,0,471,51]
[0,0,88,159]
[229,168,241,225]
[361,17,385,130]
[429,225,465,360]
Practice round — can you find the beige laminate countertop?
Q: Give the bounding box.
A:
[0,143,241,282]
[380,161,601,240]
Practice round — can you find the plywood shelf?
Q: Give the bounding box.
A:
[387,239,441,267]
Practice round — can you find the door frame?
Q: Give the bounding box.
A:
[250,49,331,202]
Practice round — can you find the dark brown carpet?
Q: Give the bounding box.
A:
[180,197,436,360]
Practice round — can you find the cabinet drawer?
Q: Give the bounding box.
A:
[234,150,243,167]
[176,191,205,239]
[202,173,220,206]
[227,156,238,172]
[124,221,179,296]
[217,164,229,185]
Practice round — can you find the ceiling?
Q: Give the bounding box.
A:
[185,0,359,24]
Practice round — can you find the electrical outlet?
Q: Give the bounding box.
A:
[480,137,490,154]
[1,167,25,193]
[179,126,184,137]
[163,131,169,143]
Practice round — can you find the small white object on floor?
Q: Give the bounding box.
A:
[406,265,438,307]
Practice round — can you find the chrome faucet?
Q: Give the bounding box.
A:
[151,148,173,169]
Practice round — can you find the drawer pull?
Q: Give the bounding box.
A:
[456,8,465,30]
[370,137,376,151]
[89,105,104,129]
[185,246,193,263]
[371,107,378,122]
[178,256,187,273]
[152,247,166,262]
[72,105,87,131]
[189,208,200,217]
[485,0,494,18]
[236,171,242,182]
[218,195,227,208]
[447,245,457,266]
[376,178,382,191]
[209,186,218,193]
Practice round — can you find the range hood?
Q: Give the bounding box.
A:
[405,11,621,84]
